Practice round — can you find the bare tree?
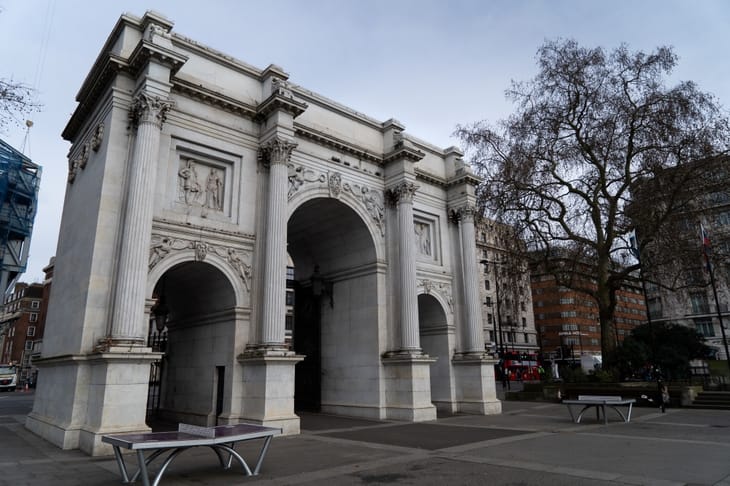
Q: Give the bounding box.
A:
[0,78,41,132]
[456,39,730,367]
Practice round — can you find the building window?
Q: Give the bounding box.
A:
[694,318,715,337]
[524,333,529,343]
[29,313,38,322]
[487,313,493,324]
[285,290,294,306]
[31,301,40,309]
[25,340,33,350]
[484,280,490,290]
[590,338,599,346]
[27,326,36,337]
[561,311,577,318]
[485,296,492,307]
[690,292,710,314]
[559,297,575,305]
[286,266,295,281]
[522,317,527,327]
[285,315,294,331]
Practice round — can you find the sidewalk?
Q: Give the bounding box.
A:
[2,394,730,485]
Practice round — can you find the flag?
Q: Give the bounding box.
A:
[700,223,712,271]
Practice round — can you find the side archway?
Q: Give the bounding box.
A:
[418,293,456,413]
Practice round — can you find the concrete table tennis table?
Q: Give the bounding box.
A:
[102,423,281,486]
[562,395,636,424]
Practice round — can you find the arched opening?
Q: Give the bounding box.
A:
[418,293,454,413]
[287,197,379,415]
[147,260,237,427]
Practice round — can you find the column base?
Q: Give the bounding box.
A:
[382,354,437,422]
[452,354,502,415]
[237,349,304,435]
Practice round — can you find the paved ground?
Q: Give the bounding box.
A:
[1,389,729,485]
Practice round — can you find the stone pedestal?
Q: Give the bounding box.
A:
[452,354,502,414]
[238,351,304,435]
[26,348,161,456]
[382,354,437,421]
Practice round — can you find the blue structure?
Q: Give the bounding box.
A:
[0,139,40,293]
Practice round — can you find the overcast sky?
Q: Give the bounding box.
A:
[1,0,729,283]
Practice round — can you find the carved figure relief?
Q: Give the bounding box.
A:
[227,248,252,291]
[414,222,432,256]
[328,172,342,198]
[179,159,202,205]
[148,234,254,293]
[204,169,223,211]
[178,159,226,216]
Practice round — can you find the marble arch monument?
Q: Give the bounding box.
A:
[27,11,500,455]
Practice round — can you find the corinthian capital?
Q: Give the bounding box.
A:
[452,204,478,223]
[129,93,174,129]
[258,137,298,167]
[388,181,419,204]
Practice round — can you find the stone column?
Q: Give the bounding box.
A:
[457,205,486,355]
[259,137,297,348]
[392,181,422,354]
[109,92,173,343]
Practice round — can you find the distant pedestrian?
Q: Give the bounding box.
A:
[501,366,510,390]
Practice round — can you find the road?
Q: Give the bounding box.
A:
[0,390,33,415]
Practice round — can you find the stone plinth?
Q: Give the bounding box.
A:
[382,354,437,421]
[452,354,502,414]
[238,351,304,435]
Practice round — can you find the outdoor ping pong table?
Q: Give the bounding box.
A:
[102,423,281,486]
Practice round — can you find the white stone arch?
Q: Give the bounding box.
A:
[146,249,248,308]
[417,282,455,329]
[288,181,386,263]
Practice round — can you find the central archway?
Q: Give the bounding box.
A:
[287,197,380,416]
[150,260,237,427]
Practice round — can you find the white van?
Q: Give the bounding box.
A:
[0,364,18,392]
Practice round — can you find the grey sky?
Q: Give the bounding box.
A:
[1,0,729,282]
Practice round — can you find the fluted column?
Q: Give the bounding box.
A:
[110,93,173,343]
[456,205,486,354]
[259,137,297,346]
[392,181,421,353]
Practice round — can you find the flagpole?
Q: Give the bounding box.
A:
[701,224,730,373]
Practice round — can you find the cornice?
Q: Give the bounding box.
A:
[172,77,257,119]
[255,92,307,121]
[446,170,482,188]
[127,40,188,77]
[63,54,128,141]
[383,144,425,165]
[294,124,384,165]
[415,168,447,187]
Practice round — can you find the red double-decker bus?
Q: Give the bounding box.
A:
[501,352,541,381]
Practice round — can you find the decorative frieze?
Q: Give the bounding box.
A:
[67,123,105,184]
[148,234,253,291]
[418,278,454,312]
[285,164,385,236]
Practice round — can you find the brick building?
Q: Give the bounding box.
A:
[0,282,44,382]
[531,271,646,362]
